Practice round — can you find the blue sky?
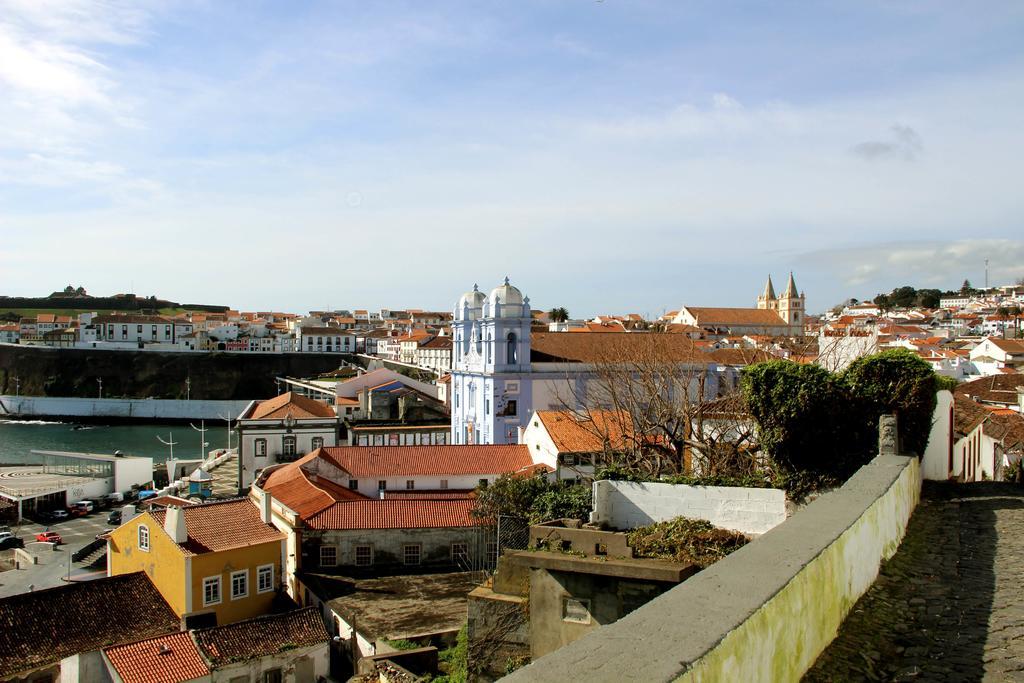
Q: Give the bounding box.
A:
[1,1,1022,316]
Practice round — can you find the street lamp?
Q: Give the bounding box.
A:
[218,412,235,451]
[190,420,208,460]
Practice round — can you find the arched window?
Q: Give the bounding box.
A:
[507,332,517,364]
[486,332,492,364]
[474,324,482,355]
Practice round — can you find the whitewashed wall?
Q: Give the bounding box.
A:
[590,480,787,536]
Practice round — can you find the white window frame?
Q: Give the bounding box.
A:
[255,438,267,457]
[138,524,150,552]
[257,564,274,594]
[230,569,249,600]
[203,576,222,606]
[354,545,373,567]
[403,544,421,566]
[320,545,338,567]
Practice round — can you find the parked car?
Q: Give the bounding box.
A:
[72,500,95,514]
[35,531,63,545]
[39,509,69,522]
[0,534,24,550]
[87,497,109,511]
[107,510,122,526]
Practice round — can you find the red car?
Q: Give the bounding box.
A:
[35,531,63,545]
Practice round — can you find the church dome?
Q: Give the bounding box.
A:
[487,278,526,318]
[456,285,486,320]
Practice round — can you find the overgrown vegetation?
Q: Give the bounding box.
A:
[472,474,592,523]
[742,348,944,483]
[425,624,467,683]
[627,517,749,568]
[385,639,422,651]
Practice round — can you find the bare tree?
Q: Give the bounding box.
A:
[545,334,765,479]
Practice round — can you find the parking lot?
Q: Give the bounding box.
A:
[0,512,117,598]
[11,511,115,548]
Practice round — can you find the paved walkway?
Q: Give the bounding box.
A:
[806,482,1024,682]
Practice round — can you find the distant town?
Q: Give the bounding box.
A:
[1,275,1023,682]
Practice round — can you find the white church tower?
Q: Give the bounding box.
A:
[451,278,533,445]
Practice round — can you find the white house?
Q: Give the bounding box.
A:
[297,326,356,353]
[450,279,725,445]
[520,409,635,481]
[236,392,340,490]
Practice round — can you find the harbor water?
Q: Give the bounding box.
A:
[0,419,235,465]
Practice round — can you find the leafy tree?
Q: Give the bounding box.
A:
[530,485,592,523]
[471,473,591,523]
[548,307,570,322]
[872,293,891,310]
[889,286,917,308]
[916,288,941,308]
[741,361,868,479]
[960,279,973,295]
[842,348,939,456]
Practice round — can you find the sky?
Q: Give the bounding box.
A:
[0,0,1022,317]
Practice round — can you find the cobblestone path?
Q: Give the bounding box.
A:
[805,482,1024,682]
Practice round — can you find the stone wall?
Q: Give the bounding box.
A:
[590,480,787,535]
[502,455,922,682]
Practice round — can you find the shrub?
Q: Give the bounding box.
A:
[741,360,869,480]
[841,348,940,456]
[627,517,749,568]
[472,474,592,524]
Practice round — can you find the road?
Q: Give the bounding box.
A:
[805,482,1024,682]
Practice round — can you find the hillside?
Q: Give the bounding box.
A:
[0,346,350,400]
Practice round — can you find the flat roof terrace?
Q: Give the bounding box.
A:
[0,465,100,500]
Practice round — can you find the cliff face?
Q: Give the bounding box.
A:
[0,346,351,400]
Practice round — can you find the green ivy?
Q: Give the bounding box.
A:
[742,348,945,484]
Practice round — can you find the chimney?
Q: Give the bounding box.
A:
[261,489,273,524]
[164,506,188,544]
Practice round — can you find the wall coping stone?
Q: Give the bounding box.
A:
[501,455,917,683]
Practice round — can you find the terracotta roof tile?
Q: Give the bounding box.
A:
[306,498,477,530]
[105,631,209,683]
[536,410,635,454]
[679,307,789,327]
[261,455,370,518]
[0,573,180,678]
[319,445,533,478]
[194,607,328,668]
[530,332,707,364]
[249,391,336,419]
[149,499,284,555]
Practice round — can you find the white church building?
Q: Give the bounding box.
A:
[450,279,730,445]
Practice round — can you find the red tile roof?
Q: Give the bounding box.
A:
[260,454,370,518]
[536,410,635,454]
[305,498,477,530]
[105,632,209,683]
[194,607,328,667]
[679,307,789,327]
[319,445,533,478]
[149,499,285,555]
[0,574,180,678]
[248,391,336,419]
[530,332,707,364]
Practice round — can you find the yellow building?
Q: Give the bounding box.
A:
[106,498,286,627]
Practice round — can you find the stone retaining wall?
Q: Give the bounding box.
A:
[502,455,922,683]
